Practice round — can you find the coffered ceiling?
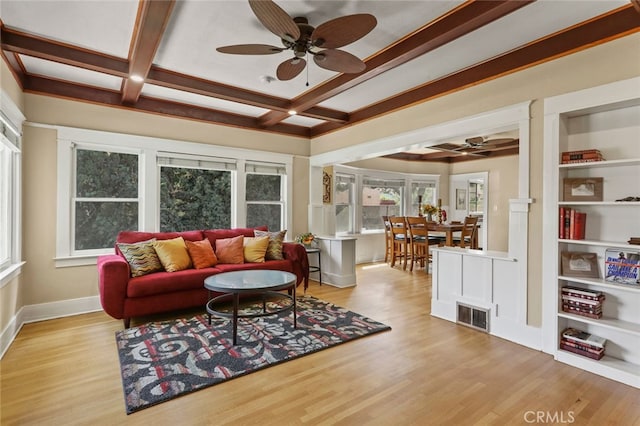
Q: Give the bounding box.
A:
[1,0,639,143]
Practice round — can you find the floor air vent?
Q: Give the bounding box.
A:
[456,302,489,333]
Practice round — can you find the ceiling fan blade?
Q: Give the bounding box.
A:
[483,138,517,146]
[216,44,284,55]
[314,49,365,73]
[311,14,377,49]
[248,0,300,43]
[276,58,306,81]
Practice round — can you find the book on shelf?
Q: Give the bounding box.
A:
[561,327,606,349]
[561,149,605,164]
[561,304,603,319]
[561,338,605,355]
[560,341,605,360]
[561,294,604,306]
[561,286,604,300]
[558,208,586,240]
[604,248,640,285]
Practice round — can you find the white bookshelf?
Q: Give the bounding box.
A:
[543,77,640,389]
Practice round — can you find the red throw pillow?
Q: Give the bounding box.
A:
[215,235,245,264]
[185,239,218,269]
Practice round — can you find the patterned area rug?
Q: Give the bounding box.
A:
[116,296,391,414]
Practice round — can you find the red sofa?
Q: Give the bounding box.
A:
[97,227,309,328]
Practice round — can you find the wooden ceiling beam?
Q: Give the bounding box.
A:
[121,0,176,104]
[145,68,348,122]
[257,0,535,127]
[0,24,347,123]
[311,5,640,137]
[0,24,129,76]
[24,75,310,137]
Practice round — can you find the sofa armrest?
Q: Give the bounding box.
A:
[97,254,130,320]
[282,242,309,291]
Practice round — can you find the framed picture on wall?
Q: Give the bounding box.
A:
[456,188,467,210]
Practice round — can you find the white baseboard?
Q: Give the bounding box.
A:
[1,296,102,359]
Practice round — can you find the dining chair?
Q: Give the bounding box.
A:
[389,216,410,270]
[382,215,392,263]
[406,216,441,271]
[452,216,479,248]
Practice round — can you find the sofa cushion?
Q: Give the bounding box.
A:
[214,260,293,275]
[153,237,192,272]
[127,268,219,298]
[117,239,164,277]
[254,229,286,260]
[116,230,203,255]
[203,226,268,248]
[215,235,245,264]
[243,236,269,263]
[186,239,218,269]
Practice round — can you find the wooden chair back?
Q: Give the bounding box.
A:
[389,216,409,269]
[458,216,479,248]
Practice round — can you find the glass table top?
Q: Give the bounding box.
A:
[204,269,296,292]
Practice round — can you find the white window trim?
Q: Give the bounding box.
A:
[0,90,25,288]
[53,125,293,267]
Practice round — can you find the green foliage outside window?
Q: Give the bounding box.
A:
[75,150,138,250]
[246,174,282,231]
[160,167,231,231]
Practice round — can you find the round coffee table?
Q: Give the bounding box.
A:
[204,270,297,345]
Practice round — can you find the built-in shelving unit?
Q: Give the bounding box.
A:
[543,77,640,389]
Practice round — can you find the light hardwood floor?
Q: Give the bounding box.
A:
[2,263,639,425]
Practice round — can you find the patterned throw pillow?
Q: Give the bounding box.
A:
[117,238,164,277]
[215,235,245,264]
[153,237,192,272]
[243,236,270,263]
[185,239,218,269]
[254,229,286,260]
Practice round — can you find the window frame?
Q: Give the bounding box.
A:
[55,126,293,267]
[0,92,25,287]
[333,165,439,235]
[244,162,287,232]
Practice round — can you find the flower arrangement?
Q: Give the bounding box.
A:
[295,232,316,246]
[422,204,438,215]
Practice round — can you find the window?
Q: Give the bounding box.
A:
[245,162,286,231]
[469,181,484,214]
[56,127,293,265]
[335,173,355,234]
[0,103,23,283]
[74,148,139,251]
[411,181,436,216]
[362,177,404,231]
[158,155,234,231]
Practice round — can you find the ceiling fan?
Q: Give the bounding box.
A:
[429,136,519,157]
[216,0,377,81]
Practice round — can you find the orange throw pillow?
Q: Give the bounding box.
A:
[185,239,218,269]
[215,235,245,264]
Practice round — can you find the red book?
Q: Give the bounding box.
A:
[562,152,602,160]
[561,149,602,156]
[559,207,565,239]
[564,208,571,240]
[574,212,586,240]
[569,209,576,239]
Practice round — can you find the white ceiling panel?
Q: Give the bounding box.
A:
[318,0,629,111]
[0,0,138,57]
[142,84,270,117]
[153,0,460,100]
[20,55,123,91]
[281,114,325,127]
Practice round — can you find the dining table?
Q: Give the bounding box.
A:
[427,222,466,247]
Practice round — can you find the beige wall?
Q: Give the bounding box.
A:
[2,33,639,334]
[311,34,640,326]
